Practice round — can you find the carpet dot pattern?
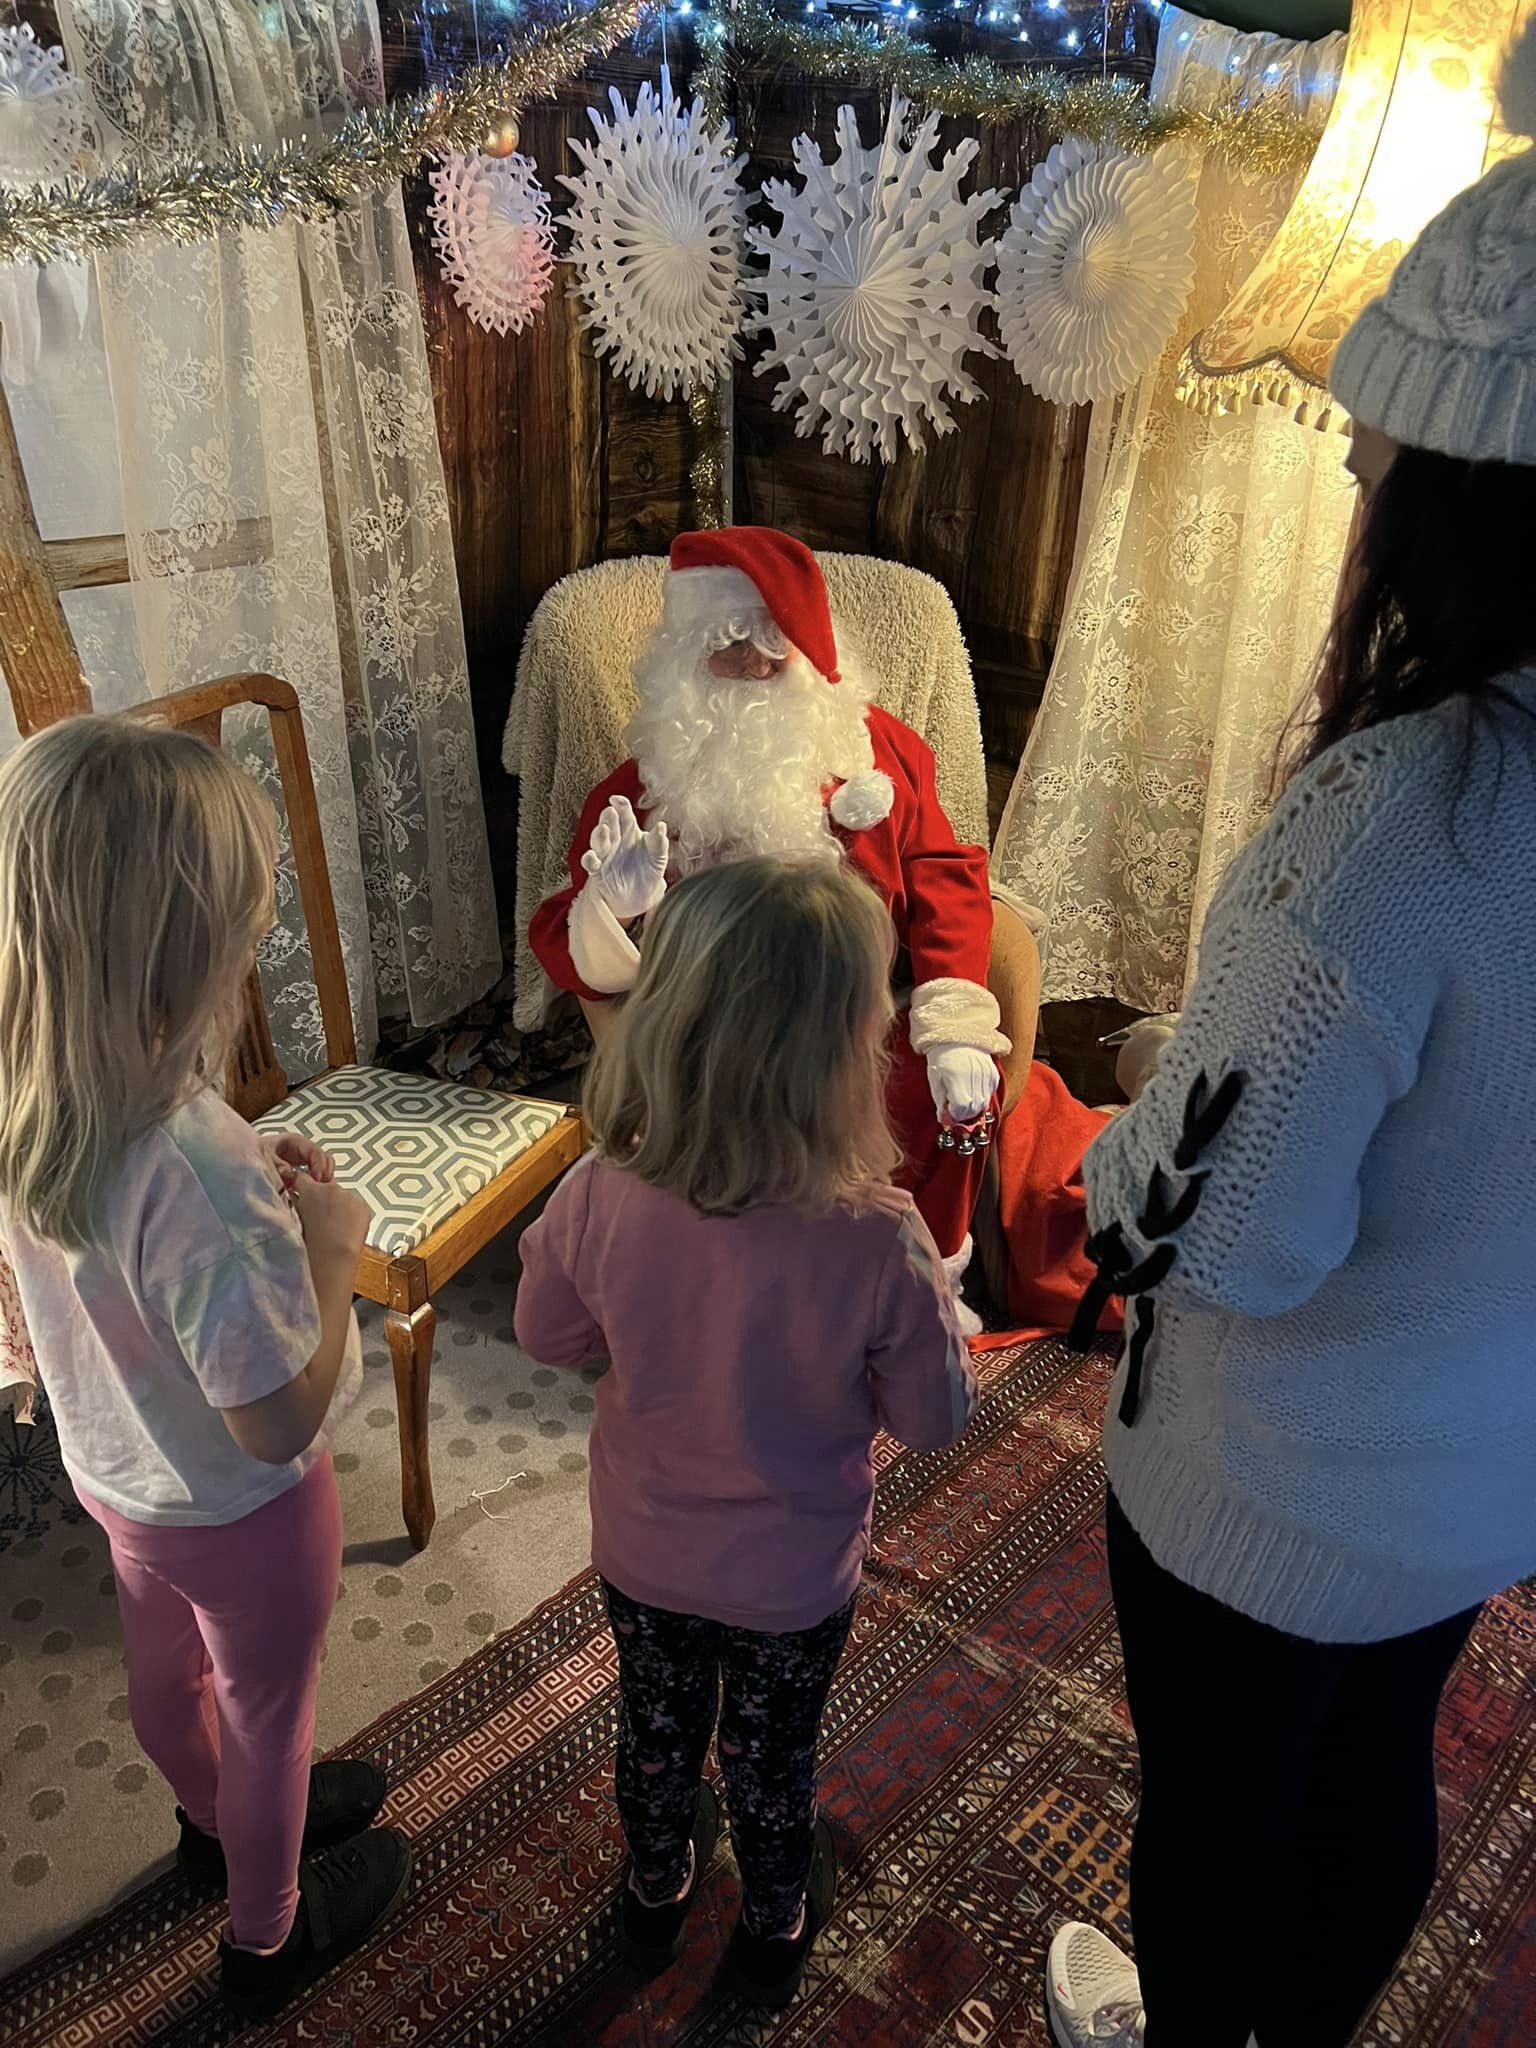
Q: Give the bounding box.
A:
[0,1226,597,1972]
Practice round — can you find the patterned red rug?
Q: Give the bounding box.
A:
[6,1339,1533,2047]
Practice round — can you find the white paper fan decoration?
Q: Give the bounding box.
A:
[428,151,556,338]
[749,95,1003,466]
[996,138,1196,408]
[0,23,85,187]
[561,77,747,402]
[0,25,90,387]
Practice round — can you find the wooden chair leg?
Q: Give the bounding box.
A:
[387,1303,437,1551]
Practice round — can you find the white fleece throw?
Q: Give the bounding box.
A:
[502,552,992,1031]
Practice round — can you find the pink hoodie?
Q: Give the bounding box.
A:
[515,1156,976,1632]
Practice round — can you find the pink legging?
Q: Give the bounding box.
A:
[76,1456,341,1949]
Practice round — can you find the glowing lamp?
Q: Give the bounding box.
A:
[1179,0,1533,429]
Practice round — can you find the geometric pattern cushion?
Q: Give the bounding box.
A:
[254,1065,567,1256]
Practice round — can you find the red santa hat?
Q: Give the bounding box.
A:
[665,527,842,683]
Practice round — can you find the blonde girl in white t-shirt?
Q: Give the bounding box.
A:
[0,717,410,2020]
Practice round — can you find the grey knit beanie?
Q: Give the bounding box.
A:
[1330,18,1536,466]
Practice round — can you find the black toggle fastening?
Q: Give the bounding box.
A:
[1068,1064,1247,1424]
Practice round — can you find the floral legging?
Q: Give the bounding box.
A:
[600,1580,856,1936]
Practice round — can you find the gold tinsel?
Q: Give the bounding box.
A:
[695,0,1321,176]
[0,0,1321,272]
[0,0,648,267]
[688,385,728,528]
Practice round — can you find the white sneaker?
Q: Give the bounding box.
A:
[1046,1922,1146,2045]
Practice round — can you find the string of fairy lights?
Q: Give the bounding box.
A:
[409,0,1165,72]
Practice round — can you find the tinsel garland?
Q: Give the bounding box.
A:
[688,385,729,527]
[0,0,1321,272]
[0,0,648,267]
[695,0,1321,176]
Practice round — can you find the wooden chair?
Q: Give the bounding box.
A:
[0,379,582,1547]
[128,673,584,1550]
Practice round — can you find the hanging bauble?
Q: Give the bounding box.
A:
[749,95,1003,466]
[995,138,1197,408]
[428,149,556,338]
[0,24,90,386]
[559,75,747,403]
[482,117,520,159]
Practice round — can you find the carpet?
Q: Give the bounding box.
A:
[0,1217,597,1976]
[5,1339,1533,2048]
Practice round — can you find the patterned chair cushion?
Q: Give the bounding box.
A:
[255,1066,567,1257]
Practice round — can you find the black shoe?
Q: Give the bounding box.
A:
[218,1826,413,2021]
[178,1759,388,1886]
[619,1783,722,1974]
[726,1816,837,2010]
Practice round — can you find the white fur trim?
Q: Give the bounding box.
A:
[908,977,1011,1057]
[568,880,643,995]
[828,769,895,831]
[940,1234,975,1288]
[665,564,768,624]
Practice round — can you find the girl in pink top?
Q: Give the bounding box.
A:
[0,719,409,2019]
[515,856,976,2008]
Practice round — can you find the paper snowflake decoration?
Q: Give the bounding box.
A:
[0,25,89,387]
[996,138,1197,408]
[560,78,747,403]
[0,23,85,187]
[749,95,1003,466]
[428,150,556,338]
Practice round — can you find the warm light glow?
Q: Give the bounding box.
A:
[1180,0,1534,428]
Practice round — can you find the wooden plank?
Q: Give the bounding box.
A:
[43,517,273,593]
[0,374,90,736]
[417,1108,585,1294]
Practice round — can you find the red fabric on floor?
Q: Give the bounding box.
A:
[991,1060,1122,1337]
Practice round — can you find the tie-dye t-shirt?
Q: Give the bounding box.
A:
[0,1090,362,1526]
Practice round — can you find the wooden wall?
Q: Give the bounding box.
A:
[402,47,1098,918]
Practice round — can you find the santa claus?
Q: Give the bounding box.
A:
[529,526,1007,1316]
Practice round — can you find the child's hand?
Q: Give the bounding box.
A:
[263,1132,337,1186]
[290,1175,370,1273]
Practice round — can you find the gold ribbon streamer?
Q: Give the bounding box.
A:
[0,0,651,266]
[695,0,1321,176]
[0,3,1321,286]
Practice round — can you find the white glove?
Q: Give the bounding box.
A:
[579,795,669,923]
[1115,1014,1181,1104]
[925,1044,999,1126]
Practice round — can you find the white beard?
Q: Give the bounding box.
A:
[627,631,875,877]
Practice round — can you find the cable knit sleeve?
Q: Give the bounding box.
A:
[1085,740,1439,1319]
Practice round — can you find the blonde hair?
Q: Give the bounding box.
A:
[0,716,277,1248]
[585,856,900,1216]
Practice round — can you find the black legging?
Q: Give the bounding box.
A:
[1107,1491,1479,2048]
[600,1579,855,1936]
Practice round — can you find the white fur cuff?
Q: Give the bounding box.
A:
[568,881,643,995]
[908,978,1011,1057]
[829,769,894,831]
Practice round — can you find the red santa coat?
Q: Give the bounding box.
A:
[530,707,997,1257]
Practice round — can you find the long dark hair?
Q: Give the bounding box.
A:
[1291,446,1536,777]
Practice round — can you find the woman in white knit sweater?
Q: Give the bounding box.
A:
[1046,27,1536,2048]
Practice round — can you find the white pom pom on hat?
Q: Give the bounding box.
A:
[829,769,895,831]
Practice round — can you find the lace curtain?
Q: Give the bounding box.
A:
[2,0,500,1072]
[991,5,1353,1013]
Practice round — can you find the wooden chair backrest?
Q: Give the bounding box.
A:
[0,385,349,1119]
[126,675,357,1117]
